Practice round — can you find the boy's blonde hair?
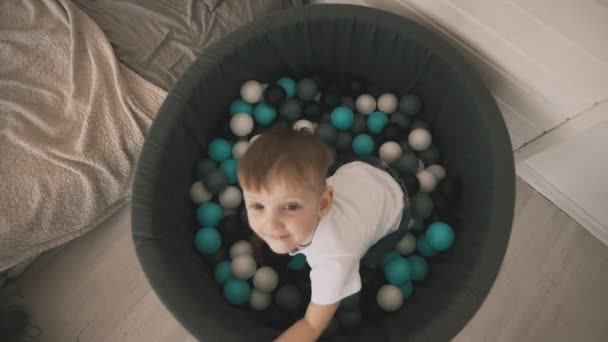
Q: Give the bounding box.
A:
[237,128,335,193]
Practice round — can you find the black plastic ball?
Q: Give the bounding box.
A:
[321,92,341,108]
[204,170,228,194]
[390,111,411,130]
[335,131,353,152]
[279,98,303,122]
[418,145,440,165]
[393,153,419,176]
[275,285,304,312]
[412,192,434,219]
[340,292,361,311]
[383,123,405,142]
[316,123,338,146]
[303,101,323,122]
[338,309,362,329]
[264,84,287,107]
[400,140,413,154]
[403,174,420,195]
[196,158,217,181]
[350,114,367,135]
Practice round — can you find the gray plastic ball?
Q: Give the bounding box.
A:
[204,170,228,194]
[231,254,257,280]
[393,153,419,176]
[253,266,279,292]
[296,78,318,101]
[275,285,303,312]
[249,289,272,311]
[412,193,434,219]
[279,98,303,122]
[377,285,403,312]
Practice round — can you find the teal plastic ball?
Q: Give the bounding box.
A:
[352,134,375,156]
[425,222,455,252]
[399,281,414,298]
[382,250,401,268]
[214,260,232,285]
[194,227,221,255]
[253,102,277,125]
[367,111,389,134]
[224,278,252,305]
[230,98,253,115]
[409,219,425,232]
[288,253,307,270]
[208,139,233,163]
[219,159,238,185]
[196,202,224,227]
[384,257,411,286]
[277,77,297,97]
[330,106,355,130]
[416,235,437,257]
[407,255,429,281]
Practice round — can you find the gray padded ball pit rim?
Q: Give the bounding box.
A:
[132,4,515,342]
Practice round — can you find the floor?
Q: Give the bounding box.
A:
[14,177,608,342]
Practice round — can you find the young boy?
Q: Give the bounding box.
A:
[237,128,409,341]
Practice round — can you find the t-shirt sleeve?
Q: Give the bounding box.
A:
[309,256,361,306]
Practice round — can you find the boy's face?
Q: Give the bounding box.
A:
[242,181,333,254]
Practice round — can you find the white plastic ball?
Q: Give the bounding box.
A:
[379,142,403,164]
[230,240,253,259]
[253,266,279,292]
[377,285,403,312]
[230,113,254,137]
[249,289,272,311]
[232,140,250,159]
[408,128,432,151]
[417,170,438,193]
[426,164,447,181]
[190,181,212,204]
[395,233,417,256]
[219,186,242,209]
[240,80,263,104]
[293,119,315,133]
[231,254,257,280]
[377,93,398,113]
[250,134,262,144]
[355,94,377,115]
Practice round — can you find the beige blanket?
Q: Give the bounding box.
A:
[0,0,167,271]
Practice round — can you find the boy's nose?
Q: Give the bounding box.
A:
[267,214,285,232]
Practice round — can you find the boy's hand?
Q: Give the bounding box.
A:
[274,301,339,342]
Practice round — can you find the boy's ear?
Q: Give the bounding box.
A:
[319,186,334,216]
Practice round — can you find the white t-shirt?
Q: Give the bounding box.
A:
[290,161,405,305]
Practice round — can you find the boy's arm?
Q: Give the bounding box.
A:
[274,301,339,342]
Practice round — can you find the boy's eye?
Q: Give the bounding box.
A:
[249,203,264,210]
[284,203,299,211]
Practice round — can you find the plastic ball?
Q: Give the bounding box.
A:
[416,235,438,257]
[341,96,355,110]
[249,289,272,311]
[350,114,367,135]
[287,254,307,270]
[296,78,318,101]
[250,134,262,144]
[206,246,228,267]
[232,141,249,159]
[377,93,398,113]
[395,233,416,256]
[335,132,353,151]
[241,80,264,104]
[382,250,401,268]
[277,77,297,97]
[214,260,233,285]
[408,128,432,151]
[390,111,411,130]
[411,193,434,220]
[300,101,322,122]
[253,102,277,126]
[330,106,355,130]
[293,119,315,133]
[196,158,217,180]
[399,94,422,115]
[321,92,341,108]
[367,111,389,134]
[355,94,376,115]
[409,219,425,232]
[197,202,224,227]
[338,309,362,329]
[253,266,279,292]
[272,119,290,131]
[218,186,242,209]
[279,98,303,122]
[403,175,420,195]
[392,153,419,176]
[417,170,438,193]
[208,138,232,162]
[229,240,253,259]
[204,170,228,194]
[352,134,375,156]
[407,255,429,281]
[315,123,337,145]
[230,113,254,137]
[194,227,221,255]
[419,145,440,165]
[340,292,361,311]
[418,159,425,173]
[425,222,455,252]
[230,98,253,115]
[275,285,303,312]
[399,281,414,299]
[426,164,447,182]
[377,285,403,312]
[231,254,257,280]
[379,141,403,164]
[263,84,287,107]
[383,123,404,142]
[224,278,252,305]
[190,181,212,204]
[219,159,238,185]
[384,257,412,286]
